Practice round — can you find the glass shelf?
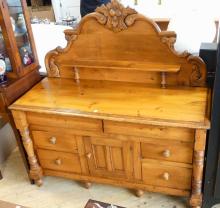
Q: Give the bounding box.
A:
[7,0,34,67]
[0,26,12,72]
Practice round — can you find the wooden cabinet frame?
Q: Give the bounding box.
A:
[9,1,210,207]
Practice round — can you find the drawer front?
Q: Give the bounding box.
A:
[37,149,82,174]
[142,160,192,190]
[104,121,194,142]
[141,138,193,163]
[32,131,78,153]
[27,112,102,132]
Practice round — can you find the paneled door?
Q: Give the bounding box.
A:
[84,136,133,180]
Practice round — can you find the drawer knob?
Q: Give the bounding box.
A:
[49,137,57,145]
[86,153,92,159]
[55,158,62,165]
[162,150,171,158]
[162,172,170,181]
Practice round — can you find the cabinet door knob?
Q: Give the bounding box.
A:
[162,150,171,158]
[86,153,92,159]
[49,137,57,145]
[162,172,170,181]
[55,158,62,165]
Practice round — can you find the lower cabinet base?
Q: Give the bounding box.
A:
[11,111,207,208]
[43,170,205,207]
[43,169,190,197]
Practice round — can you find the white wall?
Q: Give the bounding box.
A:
[120,0,219,19]
[50,0,219,53]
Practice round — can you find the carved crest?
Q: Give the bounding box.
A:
[95,0,137,32]
[45,0,207,87]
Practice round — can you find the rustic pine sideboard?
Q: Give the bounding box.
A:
[9,1,210,207]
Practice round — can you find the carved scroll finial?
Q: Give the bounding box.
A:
[45,50,60,78]
[188,56,207,87]
[95,0,137,32]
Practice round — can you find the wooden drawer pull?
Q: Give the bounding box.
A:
[162,150,171,158]
[162,172,170,181]
[86,153,92,159]
[55,158,62,165]
[49,137,57,145]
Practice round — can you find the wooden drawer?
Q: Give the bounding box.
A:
[27,112,102,132]
[104,121,195,142]
[32,131,78,153]
[141,138,193,164]
[37,149,82,174]
[142,159,192,190]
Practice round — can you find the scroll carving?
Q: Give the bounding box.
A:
[95,0,137,32]
[161,35,190,58]
[45,50,60,78]
[160,33,206,87]
[188,56,206,87]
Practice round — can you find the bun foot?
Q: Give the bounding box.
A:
[35,179,43,187]
[84,182,92,189]
[135,189,144,197]
[190,194,202,208]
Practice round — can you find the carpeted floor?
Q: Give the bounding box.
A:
[0,149,216,208]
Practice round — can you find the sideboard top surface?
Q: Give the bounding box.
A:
[10,78,210,129]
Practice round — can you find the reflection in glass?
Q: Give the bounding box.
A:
[0,25,12,72]
[7,0,34,66]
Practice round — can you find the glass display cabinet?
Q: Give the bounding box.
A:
[0,0,40,81]
[0,0,41,180]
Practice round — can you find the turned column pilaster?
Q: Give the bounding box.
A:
[190,129,207,208]
[12,110,43,186]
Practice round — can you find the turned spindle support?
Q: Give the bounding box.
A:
[161,72,166,88]
[74,66,80,84]
[190,129,207,208]
[12,110,43,186]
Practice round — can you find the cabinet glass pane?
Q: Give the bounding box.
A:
[7,0,34,66]
[0,26,12,72]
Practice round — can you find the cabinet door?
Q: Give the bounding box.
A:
[3,0,39,76]
[84,136,133,180]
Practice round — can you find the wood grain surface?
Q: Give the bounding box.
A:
[10,78,209,129]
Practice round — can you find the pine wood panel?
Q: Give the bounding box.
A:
[37,149,82,174]
[141,138,194,164]
[84,136,133,180]
[32,130,78,153]
[59,66,162,84]
[10,78,210,129]
[142,159,192,190]
[46,1,207,88]
[26,112,102,132]
[60,60,181,72]
[104,120,195,142]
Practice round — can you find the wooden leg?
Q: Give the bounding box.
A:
[190,129,207,208]
[84,182,92,189]
[135,190,144,197]
[12,111,43,186]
